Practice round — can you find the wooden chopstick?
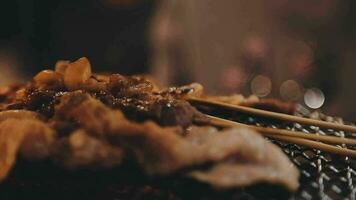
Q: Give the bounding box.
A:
[188,97,356,133]
[204,115,356,157]
[206,115,356,146]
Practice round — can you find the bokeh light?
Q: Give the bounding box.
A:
[250,75,272,97]
[279,80,302,101]
[304,88,325,109]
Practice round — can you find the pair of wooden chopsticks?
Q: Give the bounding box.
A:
[188,97,356,157]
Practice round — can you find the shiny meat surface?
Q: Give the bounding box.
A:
[0,57,299,198]
[55,92,299,190]
[9,60,204,127]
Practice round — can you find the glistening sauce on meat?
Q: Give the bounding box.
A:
[0,57,299,199]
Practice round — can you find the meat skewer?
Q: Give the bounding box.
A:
[188,97,356,133]
[204,115,356,146]
[269,135,356,157]
[206,115,356,157]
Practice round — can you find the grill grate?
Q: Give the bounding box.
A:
[208,106,356,200]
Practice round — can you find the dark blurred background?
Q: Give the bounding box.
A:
[0,0,155,77]
[1,0,356,119]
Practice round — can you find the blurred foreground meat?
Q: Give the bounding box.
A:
[0,118,55,181]
[0,57,299,197]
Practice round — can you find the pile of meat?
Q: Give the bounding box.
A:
[0,57,299,193]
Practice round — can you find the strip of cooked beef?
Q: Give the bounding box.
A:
[0,118,55,181]
[53,129,124,169]
[92,89,202,128]
[103,73,205,127]
[6,57,204,127]
[187,127,299,191]
[54,92,299,191]
[0,110,41,123]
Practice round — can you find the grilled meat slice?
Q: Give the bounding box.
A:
[54,93,299,191]
[0,118,55,181]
